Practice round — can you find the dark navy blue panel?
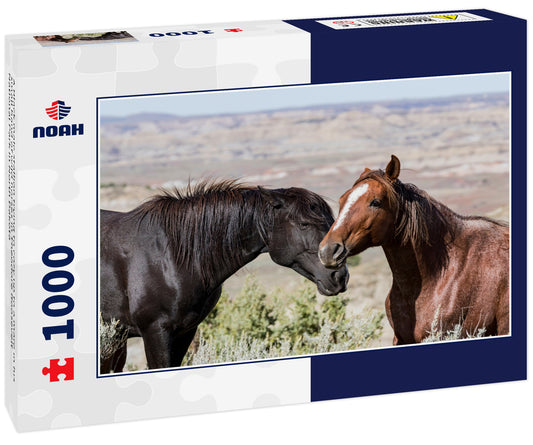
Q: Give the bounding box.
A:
[310,337,526,401]
[286,9,526,83]
[286,10,527,402]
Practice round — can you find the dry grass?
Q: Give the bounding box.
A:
[422,306,487,343]
[99,315,128,360]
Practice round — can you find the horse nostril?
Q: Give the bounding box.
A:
[331,242,344,261]
[319,242,345,266]
[330,266,349,290]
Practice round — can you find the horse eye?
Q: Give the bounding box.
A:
[370,199,382,208]
[298,222,310,230]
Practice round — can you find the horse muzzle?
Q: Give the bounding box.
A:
[318,241,347,269]
[316,264,349,296]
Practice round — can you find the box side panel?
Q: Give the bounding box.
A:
[6,20,308,52]
[5,37,18,430]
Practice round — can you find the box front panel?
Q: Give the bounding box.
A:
[12,23,313,431]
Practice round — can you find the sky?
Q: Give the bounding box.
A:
[99,72,510,118]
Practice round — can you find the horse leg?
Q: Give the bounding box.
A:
[110,342,127,372]
[497,318,509,336]
[393,332,410,345]
[169,328,198,367]
[140,323,172,370]
[100,356,112,374]
[99,343,127,374]
[496,289,510,336]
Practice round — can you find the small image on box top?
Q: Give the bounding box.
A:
[34,30,136,46]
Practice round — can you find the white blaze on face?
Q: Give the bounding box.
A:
[332,183,369,231]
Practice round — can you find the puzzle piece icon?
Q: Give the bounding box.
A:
[42,358,74,382]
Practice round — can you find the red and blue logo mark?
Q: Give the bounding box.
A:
[33,99,83,138]
[45,100,71,120]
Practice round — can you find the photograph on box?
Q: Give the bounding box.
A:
[97,73,510,374]
[34,31,136,46]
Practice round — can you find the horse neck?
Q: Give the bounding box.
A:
[204,202,269,286]
[139,189,270,290]
[220,224,267,279]
[381,242,423,300]
[382,197,460,296]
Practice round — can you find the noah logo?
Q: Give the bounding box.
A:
[46,100,71,120]
[33,100,84,139]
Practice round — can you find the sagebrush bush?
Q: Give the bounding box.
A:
[422,306,488,343]
[346,255,361,267]
[183,275,384,366]
[99,315,128,360]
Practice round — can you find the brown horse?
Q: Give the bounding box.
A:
[318,155,509,344]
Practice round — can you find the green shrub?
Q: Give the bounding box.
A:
[183,275,384,366]
[346,255,361,268]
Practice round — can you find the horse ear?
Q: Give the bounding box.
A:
[258,186,284,209]
[385,155,401,181]
[354,168,372,185]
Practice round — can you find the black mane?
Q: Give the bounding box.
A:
[129,179,333,286]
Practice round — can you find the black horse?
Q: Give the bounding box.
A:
[100,180,348,373]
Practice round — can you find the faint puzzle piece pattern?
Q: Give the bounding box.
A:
[51,413,82,429]
[179,359,310,411]
[76,45,118,73]
[19,204,52,230]
[17,355,152,430]
[52,172,81,201]
[17,166,96,266]
[113,367,218,422]
[253,394,281,408]
[18,390,53,418]
[276,59,310,85]
[216,64,258,89]
[116,43,159,72]
[14,45,58,77]
[73,258,98,354]
[116,41,217,95]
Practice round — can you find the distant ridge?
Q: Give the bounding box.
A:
[100,92,508,123]
[100,112,178,124]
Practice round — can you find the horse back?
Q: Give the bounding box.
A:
[99,209,170,331]
[100,209,211,336]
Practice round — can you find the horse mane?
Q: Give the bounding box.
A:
[354,170,455,274]
[129,179,333,287]
[355,169,508,274]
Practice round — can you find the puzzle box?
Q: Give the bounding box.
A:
[5,9,526,431]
